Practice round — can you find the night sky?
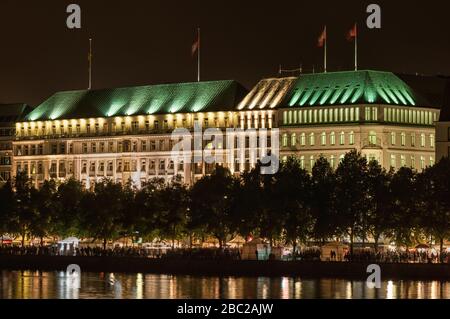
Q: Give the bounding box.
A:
[1,0,450,106]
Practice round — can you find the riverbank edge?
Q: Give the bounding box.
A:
[1,256,449,280]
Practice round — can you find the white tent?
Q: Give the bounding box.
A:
[321,242,349,261]
[57,237,80,256]
[241,238,271,261]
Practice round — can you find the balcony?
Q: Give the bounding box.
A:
[362,137,382,149]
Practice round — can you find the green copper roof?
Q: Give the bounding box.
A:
[25,80,246,121]
[283,70,431,108]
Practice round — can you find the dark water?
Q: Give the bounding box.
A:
[1,270,449,299]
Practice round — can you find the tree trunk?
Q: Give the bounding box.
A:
[40,237,44,247]
[440,237,444,264]
[349,229,354,261]
[103,238,107,250]
[374,234,380,253]
[292,239,297,261]
[21,228,26,248]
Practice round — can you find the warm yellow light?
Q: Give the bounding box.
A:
[115,117,122,124]
[71,119,77,126]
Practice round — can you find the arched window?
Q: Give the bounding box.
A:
[391,132,396,145]
[330,132,336,145]
[282,134,288,147]
[300,156,305,169]
[401,132,406,146]
[330,155,335,168]
[321,132,326,146]
[300,133,306,146]
[291,133,297,147]
[430,134,435,148]
[310,156,315,170]
[309,133,315,146]
[339,132,345,145]
[349,131,355,145]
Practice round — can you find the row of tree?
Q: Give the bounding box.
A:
[1,151,450,261]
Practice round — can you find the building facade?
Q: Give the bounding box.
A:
[12,80,249,188]
[0,104,32,185]
[435,81,450,160]
[12,70,441,188]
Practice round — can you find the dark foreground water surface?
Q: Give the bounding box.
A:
[1,270,449,299]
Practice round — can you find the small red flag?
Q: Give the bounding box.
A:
[347,23,357,41]
[318,26,327,48]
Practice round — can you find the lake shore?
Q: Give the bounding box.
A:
[1,255,450,280]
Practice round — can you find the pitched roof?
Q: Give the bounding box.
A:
[282,70,432,108]
[236,77,296,111]
[25,80,247,121]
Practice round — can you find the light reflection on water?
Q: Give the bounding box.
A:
[0,270,449,299]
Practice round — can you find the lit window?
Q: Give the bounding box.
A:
[401,155,406,167]
[421,133,426,147]
[411,156,416,169]
[330,132,336,146]
[330,155,335,168]
[282,134,288,147]
[411,134,416,147]
[430,156,435,166]
[291,133,297,147]
[309,133,315,146]
[300,156,305,169]
[310,156,315,170]
[369,131,377,146]
[391,132,396,145]
[339,132,345,145]
[420,156,425,170]
[390,155,396,168]
[401,132,406,146]
[430,134,435,148]
[300,133,306,146]
[321,132,326,146]
[349,131,355,145]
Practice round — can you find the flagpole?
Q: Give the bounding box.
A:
[324,26,327,73]
[354,24,358,71]
[197,28,201,82]
[88,38,92,90]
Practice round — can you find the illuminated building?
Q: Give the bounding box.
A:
[239,70,439,171]
[13,80,247,187]
[0,104,32,185]
[12,70,443,188]
[434,80,450,160]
